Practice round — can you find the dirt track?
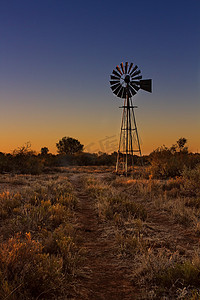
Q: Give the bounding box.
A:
[70,174,137,300]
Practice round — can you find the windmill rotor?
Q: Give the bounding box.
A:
[110,62,152,99]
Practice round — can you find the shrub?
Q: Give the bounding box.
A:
[0,153,13,173]
[0,233,64,299]
[97,192,147,221]
[0,192,22,219]
[149,139,200,179]
[149,146,185,178]
[182,165,200,195]
[13,153,44,174]
[156,261,200,288]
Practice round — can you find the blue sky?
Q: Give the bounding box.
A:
[0,0,199,154]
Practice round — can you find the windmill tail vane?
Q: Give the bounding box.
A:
[110,61,152,176]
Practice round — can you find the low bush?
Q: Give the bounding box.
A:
[101,195,147,221]
[156,261,200,288]
[182,165,200,196]
[0,192,22,219]
[0,233,64,299]
[149,139,200,179]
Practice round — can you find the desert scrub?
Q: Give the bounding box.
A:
[0,233,65,299]
[83,176,148,258]
[98,193,147,222]
[133,248,200,298]
[0,192,22,219]
[112,177,183,200]
[30,178,77,208]
[112,176,200,229]
[181,165,200,196]
[0,174,83,299]
[112,177,162,199]
[153,196,199,227]
[0,192,77,237]
[133,248,180,284]
[84,176,110,198]
[42,224,85,276]
[84,177,147,222]
[19,200,70,231]
[115,229,147,257]
[156,261,200,288]
[115,217,149,257]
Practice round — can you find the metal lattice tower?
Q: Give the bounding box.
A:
[110,62,152,176]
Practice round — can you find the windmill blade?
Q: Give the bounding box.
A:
[112,69,121,78]
[131,70,141,77]
[128,62,133,74]
[117,87,124,98]
[110,82,121,91]
[111,75,120,80]
[110,80,120,85]
[132,75,142,80]
[130,82,140,91]
[140,79,152,93]
[128,85,137,96]
[122,87,127,98]
[113,85,122,96]
[125,62,128,74]
[120,62,125,74]
[116,65,122,75]
[130,65,138,75]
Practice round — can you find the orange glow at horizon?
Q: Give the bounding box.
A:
[1,92,199,155]
[1,123,199,155]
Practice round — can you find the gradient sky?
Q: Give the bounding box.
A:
[0,0,199,154]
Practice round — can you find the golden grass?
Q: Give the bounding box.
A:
[1,165,200,299]
[0,173,83,299]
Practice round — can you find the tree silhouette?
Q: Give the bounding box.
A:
[56,137,83,155]
[41,147,49,155]
[176,137,188,153]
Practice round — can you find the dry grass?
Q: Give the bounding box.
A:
[1,165,200,299]
[112,168,200,230]
[0,173,84,299]
[83,176,148,260]
[82,165,200,298]
[105,166,200,298]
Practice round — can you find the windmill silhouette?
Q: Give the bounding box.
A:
[110,62,152,175]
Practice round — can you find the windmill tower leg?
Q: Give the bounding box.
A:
[125,95,130,176]
[130,98,143,165]
[116,99,126,173]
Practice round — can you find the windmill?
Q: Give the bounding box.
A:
[110,62,152,175]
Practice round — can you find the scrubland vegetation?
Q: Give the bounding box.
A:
[83,163,200,299]
[0,175,84,299]
[0,137,200,299]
